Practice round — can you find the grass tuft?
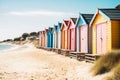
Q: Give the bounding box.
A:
[91,50,120,75]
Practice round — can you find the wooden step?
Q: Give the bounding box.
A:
[69,52,86,61]
[85,54,101,63]
[60,49,73,56]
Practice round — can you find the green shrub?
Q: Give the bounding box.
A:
[91,50,120,75]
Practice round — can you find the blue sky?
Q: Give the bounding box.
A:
[0,0,119,41]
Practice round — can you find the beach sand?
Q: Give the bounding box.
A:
[0,44,109,80]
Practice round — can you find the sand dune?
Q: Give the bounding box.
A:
[0,44,109,80]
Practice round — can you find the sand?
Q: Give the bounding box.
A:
[0,44,109,80]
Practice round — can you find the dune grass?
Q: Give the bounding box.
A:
[91,50,120,75]
[112,63,120,80]
[32,39,39,47]
[106,63,120,80]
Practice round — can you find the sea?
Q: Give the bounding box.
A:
[0,44,14,51]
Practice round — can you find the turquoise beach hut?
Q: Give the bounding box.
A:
[76,13,93,53]
[47,27,53,48]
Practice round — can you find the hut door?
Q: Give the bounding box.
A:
[80,26,87,52]
[76,27,80,52]
[71,28,75,51]
[53,33,55,48]
[96,23,106,54]
[68,29,71,50]
[58,31,61,49]
[62,31,64,49]
[48,33,50,47]
[54,33,56,48]
[65,30,68,49]
[56,32,58,48]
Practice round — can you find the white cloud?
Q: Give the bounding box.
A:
[8,10,77,16]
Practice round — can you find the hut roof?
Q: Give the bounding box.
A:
[64,21,69,26]
[54,25,58,32]
[116,4,120,9]
[82,14,94,24]
[58,22,62,29]
[71,18,77,24]
[100,9,120,20]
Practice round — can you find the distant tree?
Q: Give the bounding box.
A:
[6,39,13,42]
[22,33,30,40]
[37,31,40,35]
[14,37,21,41]
[2,39,12,42]
[116,4,120,9]
[30,32,37,36]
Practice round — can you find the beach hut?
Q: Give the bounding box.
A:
[53,25,58,48]
[68,18,77,51]
[47,27,53,48]
[90,8,120,54]
[39,31,45,47]
[57,22,62,49]
[61,20,69,49]
[39,31,42,47]
[44,29,48,48]
[77,14,93,53]
[79,14,93,53]
[41,31,45,47]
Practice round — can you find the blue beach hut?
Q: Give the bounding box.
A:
[47,27,53,48]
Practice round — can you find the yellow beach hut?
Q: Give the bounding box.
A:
[90,8,120,54]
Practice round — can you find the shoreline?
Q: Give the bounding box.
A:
[0,43,20,52]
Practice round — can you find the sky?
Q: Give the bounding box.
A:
[0,0,119,41]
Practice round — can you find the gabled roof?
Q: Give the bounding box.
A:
[45,29,48,33]
[61,20,69,30]
[71,18,77,24]
[116,4,120,9]
[64,20,69,26]
[76,13,93,26]
[58,22,62,28]
[99,9,120,20]
[90,8,120,26]
[48,27,53,33]
[54,25,58,32]
[42,31,45,34]
[82,14,94,24]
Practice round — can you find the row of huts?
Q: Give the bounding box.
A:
[39,8,120,57]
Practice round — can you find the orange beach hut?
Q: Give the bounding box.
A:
[61,20,69,49]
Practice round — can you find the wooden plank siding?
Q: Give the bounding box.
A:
[111,20,120,49]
